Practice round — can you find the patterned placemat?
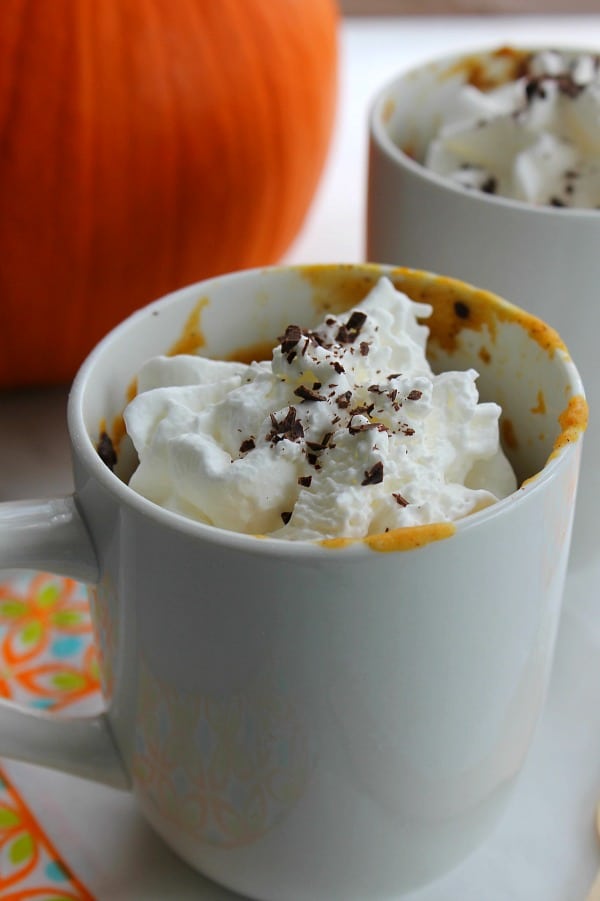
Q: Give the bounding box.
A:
[0,572,100,900]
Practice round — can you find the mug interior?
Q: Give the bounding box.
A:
[72,264,585,516]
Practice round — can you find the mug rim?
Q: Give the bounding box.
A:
[68,263,587,558]
[368,42,600,221]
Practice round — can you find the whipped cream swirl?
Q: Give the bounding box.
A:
[425,50,600,208]
[124,278,516,540]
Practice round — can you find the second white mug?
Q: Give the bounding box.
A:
[367,46,600,568]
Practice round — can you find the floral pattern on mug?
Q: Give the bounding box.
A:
[0,570,100,899]
[133,656,314,848]
[0,573,100,711]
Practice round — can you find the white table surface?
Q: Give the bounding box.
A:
[2,15,600,901]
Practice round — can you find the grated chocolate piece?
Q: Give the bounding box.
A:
[294,385,327,402]
[97,431,118,471]
[361,461,384,486]
[266,406,304,443]
[481,176,497,195]
[336,310,367,344]
[306,432,334,453]
[279,324,302,356]
[335,391,352,409]
[349,403,375,417]
[349,419,380,435]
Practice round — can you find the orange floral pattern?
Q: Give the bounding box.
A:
[0,571,100,900]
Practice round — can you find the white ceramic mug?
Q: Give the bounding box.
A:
[367,46,600,569]
[0,264,587,900]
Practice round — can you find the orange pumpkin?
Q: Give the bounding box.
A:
[0,0,339,387]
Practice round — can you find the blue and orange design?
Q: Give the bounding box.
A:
[0,571,99,900]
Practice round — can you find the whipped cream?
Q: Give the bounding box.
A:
[424,50,600,208]
[124,278,517,540]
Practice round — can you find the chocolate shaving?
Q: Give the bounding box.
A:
[349,403,375,417]
[239,437,256,453]
[454,301,470,319]
[360,342,370,356]
[281,511,292,525]
[279,324,302,355]
[406,389,422,401]
[348,419,379,435]
[306,432,334,453]
[361,461,384,486]
[525,77,547,102]
[335,391,352,409]
[481,176,497,195]
[294,385,327,402]
[97,431,117,471]
[556,74,584,98]
[393,492,409,507]
[267,406,304,443]
[309,330,327,348]
[336,311,367,344]
[298,475,312,487]
[525,72,583,103]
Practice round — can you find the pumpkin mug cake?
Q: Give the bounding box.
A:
[0,264,586,901]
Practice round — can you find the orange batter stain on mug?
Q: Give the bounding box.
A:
[110,378,138,450]
[552,394,588,456]
[522,394,588,487]
[382,97,396,124]
[530,390,547,415]
[101,298,208,451]
[444,46,530,92]
[501,417,519,452]
[385,268,567,358]
[303,264,384,318]
[226,340,274,365]
[167,298,209,357]
[321,522,456,552]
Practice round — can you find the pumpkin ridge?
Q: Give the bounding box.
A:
[0,0,339,386]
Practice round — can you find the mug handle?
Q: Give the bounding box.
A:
[0,496,129,789]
